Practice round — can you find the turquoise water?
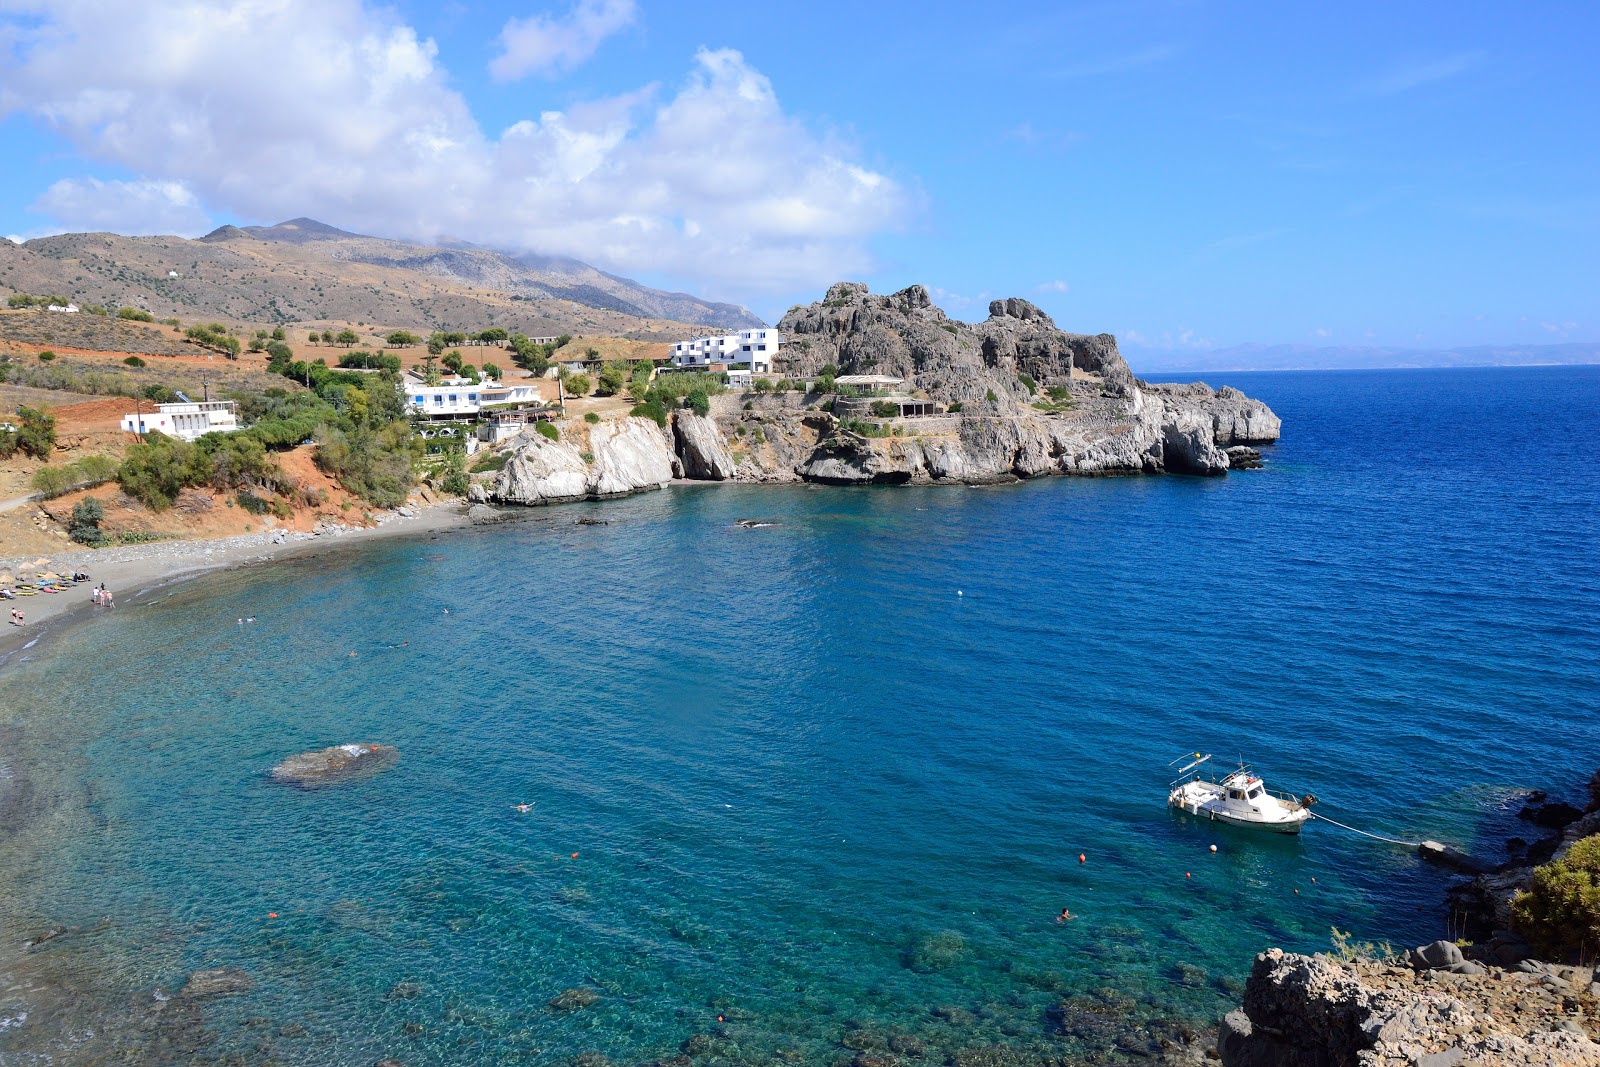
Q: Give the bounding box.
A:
[2,367,1598,1065]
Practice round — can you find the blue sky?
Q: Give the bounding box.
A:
[1,0,1595,357]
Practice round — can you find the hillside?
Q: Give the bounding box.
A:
[0,218,760,341]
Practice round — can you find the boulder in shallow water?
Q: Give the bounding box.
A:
[181,967,253,998]
[549,987,601,1012]
[270,743,399,787]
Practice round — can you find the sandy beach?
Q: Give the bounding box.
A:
[0,501,471,668]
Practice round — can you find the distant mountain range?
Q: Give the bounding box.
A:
[0,217,761,339]
[1126,341,1600,374]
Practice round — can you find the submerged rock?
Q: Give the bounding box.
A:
[270,743,399,787]
[548,987,601,1012]
[180,967,253,998]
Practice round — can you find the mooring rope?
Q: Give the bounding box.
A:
[1307,810,1425,848]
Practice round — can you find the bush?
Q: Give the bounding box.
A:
[985,388,998,404]
[117,307,155,322]
[16,406,55,459]
[536,421,560,442]
[630,397,669,427]
[74,454,118,484]
[596,364,626,397]
[385,330,420,347]
[564,372,591,397]
[123,355,147,368]
[1018,373,1037,395]
[30,465,73,498]
[470,450,510,473]
[869,400,900,418]
[38,350,55,362]
[118,435,197,510]
[1512,835,1600,960]
[69,497,106,544]
[438,451,469,496]
[236,490,271,515]
[814,372,836,394]
[686,387,710,417]
[584,411,600,424]
[947,400,963,413]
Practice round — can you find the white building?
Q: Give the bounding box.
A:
[121,401,239,441]
[46,303,79,314]
[405,373,542,421]
[669,329,780,373]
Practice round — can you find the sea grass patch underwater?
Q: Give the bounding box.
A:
[1,368,1597,1065]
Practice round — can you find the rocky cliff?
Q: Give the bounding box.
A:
[474,282,1282,506]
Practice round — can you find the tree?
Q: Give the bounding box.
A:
[482,361,501,380]
[443,331,466,346]
[629,364,652,400]
[386,330,419,347]
[16,406,56,459]
[335,328,360,347]
[421,352,442,386]
[753,377,773,394]
[564,372,591,397]
[427,331,447,356]
[1512,835,1600,959]
[320,330,334,345]
[271,327,286,341]
[308,331,321,346]
[442,349,464,374]
[248,337,266,353]
[596,364,626,397]
[69,497,105,544]
[477,327,508,346]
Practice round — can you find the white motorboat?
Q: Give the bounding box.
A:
[1167,753,1314,834]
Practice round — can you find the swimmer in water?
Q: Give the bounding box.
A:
[1057,908,1074,923]
[513,802,533,813]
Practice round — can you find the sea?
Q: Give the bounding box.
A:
[1,366,1597,1066]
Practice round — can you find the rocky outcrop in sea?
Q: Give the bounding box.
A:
[269,743,399,787]
[474,282,1282,506]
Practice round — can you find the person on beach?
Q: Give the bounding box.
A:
[10,608,23,626]
[103,586,113,607]
[92,588,102,606]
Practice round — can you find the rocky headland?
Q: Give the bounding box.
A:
[1217,770,1600,1067]
[471,282,1281,506]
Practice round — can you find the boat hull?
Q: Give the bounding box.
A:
[1168,788,1310,834]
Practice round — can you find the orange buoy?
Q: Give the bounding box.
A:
[1209,844,1218,853]
[571,852,579,859]
[717,1015,724,1023]
[268,912,278,918]
[1185,872,1191,879]
[1294,889,1299,895]
[1078,853,1086,864]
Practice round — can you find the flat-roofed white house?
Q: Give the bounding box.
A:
[404,373,543,421]
[669,329,781,373]
[121,401,240,441]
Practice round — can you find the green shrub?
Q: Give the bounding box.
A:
[814,372,836,394]
[438,451,469,496]
[123,355,146,368]
[536,421,560,442]
[30,465,73,498]
[947,401,963,413]
[1512,835,1600,960]
[117,307,155,322]
[985,388,998,403]
[16,406,55,459]
[596,364,626,397]
[630,397,669,427]
[1047,385,1071,400]
[470,450,510,473]
[69,497,106,544]
[584,411,600,424]
[869,400,900,418]
[579,451,595,464]
[564,372,591,397]
[38,350,55,362]
[686,387,710,417]
[236,490,271,515]
[73,454,118,485]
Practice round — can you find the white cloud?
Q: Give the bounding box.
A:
[1313,327,1331,338]
[490,0,636,82]
[0,1,906,298]
[31,177,213,236]
[1359,51,1484,96]
[1036,280,1069,293]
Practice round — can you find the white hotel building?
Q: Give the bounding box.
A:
[669,329,781,373]
[120,400,240,441]
[404,373,543,421]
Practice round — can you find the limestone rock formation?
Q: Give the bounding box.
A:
[180,968,254,998]
[488,417,674,505]
[1219,948,1600,1067]
[672,412,736,480]
[269,743,399,787]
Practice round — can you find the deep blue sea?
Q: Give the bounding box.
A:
[2,367,1597,1066]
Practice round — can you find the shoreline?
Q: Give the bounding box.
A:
[0,501,472,670]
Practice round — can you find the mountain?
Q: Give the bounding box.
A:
[0,218,761,339]
[1126,341,1600,374]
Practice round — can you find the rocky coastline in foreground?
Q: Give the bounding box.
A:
[468,283,1281,510]
[1213,770,1600,1067]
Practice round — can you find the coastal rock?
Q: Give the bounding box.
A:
[180,968,254,998]
[589,417,674,497]
[549,987,602,1012]
[466,503,509,525]
[269,743,398,787]
[491,418,674,504]
[673,412,736,480]
[1218,948,1600,1067]
[491,431,590,505]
